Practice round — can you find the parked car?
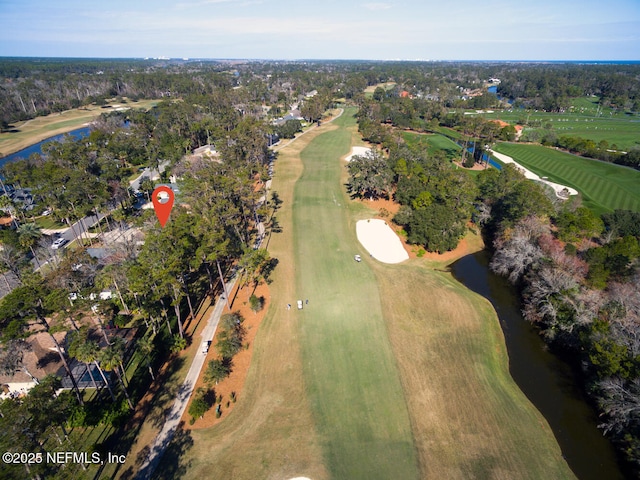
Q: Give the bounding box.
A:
[51,237,68,249]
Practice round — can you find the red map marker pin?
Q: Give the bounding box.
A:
[152,186,175,228]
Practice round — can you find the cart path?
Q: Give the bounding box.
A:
[135,275,238,480]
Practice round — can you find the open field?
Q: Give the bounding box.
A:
[363,82,396,98]
[363,82,396,93]
[0,99,158,157]
[475,97,640,150]
[494,143,640,214]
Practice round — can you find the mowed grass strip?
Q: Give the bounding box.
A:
[494,143,640,214]
[372,262,576,479]
[163,123,338,480]
[294,110,419,479]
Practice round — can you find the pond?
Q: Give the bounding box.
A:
[451,251,626,480]
[0,126,92,169]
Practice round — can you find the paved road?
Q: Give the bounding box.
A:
[135,275,238,480]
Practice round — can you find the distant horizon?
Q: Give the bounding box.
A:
[2,56,640,64]
[2,0,639,61]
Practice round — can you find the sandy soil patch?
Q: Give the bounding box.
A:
[490,150,578,197]
[182,282,270,429]
[344,146,371,162]
[452,160,487,171]
[356,218,409,264]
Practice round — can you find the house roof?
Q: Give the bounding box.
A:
[0,331,67,386]
[490,120,510,128]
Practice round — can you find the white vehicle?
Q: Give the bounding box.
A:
[99,291,113,300]
[51,237,68,249]
[354,254,362,262]
[297,300,303,310]
[201,340,211,353]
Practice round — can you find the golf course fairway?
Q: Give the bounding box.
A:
[293,111,419,479]
[166,108,575,480]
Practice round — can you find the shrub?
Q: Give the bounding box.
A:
[204,358,232,385]
[249,294,264,313]
[188,388,211,422]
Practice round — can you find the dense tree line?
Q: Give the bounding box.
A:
[480,164,640,471]
[5,58,639,131]
[495,64,640,112]
[347,140,479,254]
[0,87,275,477]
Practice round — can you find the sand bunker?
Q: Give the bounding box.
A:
[344,146,371,162]
[356,219,409,264]
[490,150,578,198]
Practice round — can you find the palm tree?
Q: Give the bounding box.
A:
[17,222,43,268]
[137,334,156,381]
[69,337,99,391]
[0,194,19,228]
[99,340,133,410]
[74,339,116,402]
[170,334,187,353]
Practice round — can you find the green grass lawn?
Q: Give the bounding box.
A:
[34,215,67,230]
[372,262,575,479]
[402,131,464,162]
[494,143,640,214]
[294,109,419,479]
[475,97,640,151]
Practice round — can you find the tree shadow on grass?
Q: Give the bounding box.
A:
[118,424,193,480]
[141,355,187,430]
[151,424,194,480]
[262,257,279,284]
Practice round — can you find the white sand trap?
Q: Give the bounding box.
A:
[344,146,371,162]
[356,219,409,264]
[489,150,579,198]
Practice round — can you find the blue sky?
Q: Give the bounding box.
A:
[1,0,639,60]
